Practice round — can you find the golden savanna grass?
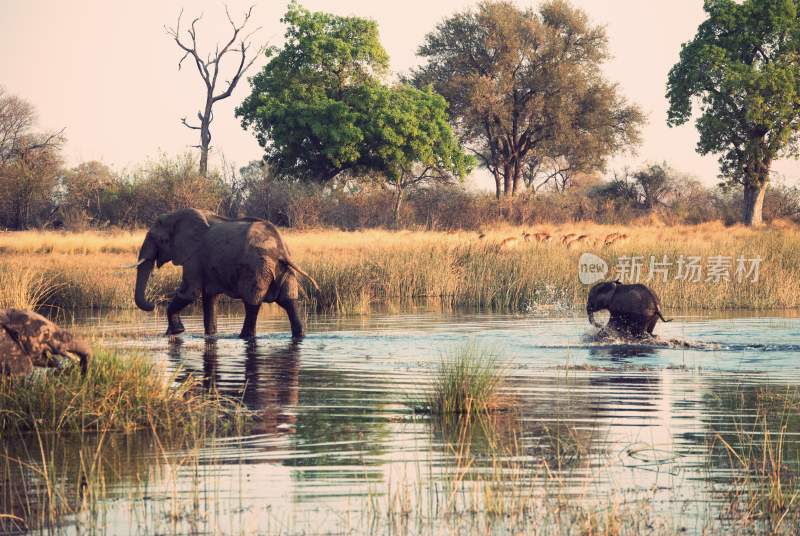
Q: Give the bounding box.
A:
[1,221,799,312]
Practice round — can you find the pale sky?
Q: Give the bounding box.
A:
[2,0,799,188]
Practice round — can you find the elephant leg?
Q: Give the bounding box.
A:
[166,295,193,335]
[631,314,651,338]
[622,313,649,339]
[240,302,261,339]
[167,278,200,335]
[609,313,645,339]
[277,297,305,339]
[607,313,628,336]
[646,315,658,335]
[203,292,220,336]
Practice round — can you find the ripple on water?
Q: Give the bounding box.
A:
[33,310,800,533]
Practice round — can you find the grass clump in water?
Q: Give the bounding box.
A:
[421,343,510,416]
[0,347,247,436]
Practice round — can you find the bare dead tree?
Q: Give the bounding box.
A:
[166,5,263,176]
[0,87,65,166]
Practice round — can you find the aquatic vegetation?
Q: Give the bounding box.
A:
[419,343,510,415]
[708,386,800,532]
[0,347,247,436]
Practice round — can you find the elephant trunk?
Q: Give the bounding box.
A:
[281,299,305,339]
[67,338,92,376]
[48,331,93,376]
[587,306,602,328]
[134,234,157,312]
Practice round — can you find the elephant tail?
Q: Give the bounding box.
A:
[657,310,672,323]
[285,259,320,293]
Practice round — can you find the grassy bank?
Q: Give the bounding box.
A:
[0,347,247,436]
[0,346,249,533]
[1,221,799,312]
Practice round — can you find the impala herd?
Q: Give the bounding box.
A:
[479,230,630,251]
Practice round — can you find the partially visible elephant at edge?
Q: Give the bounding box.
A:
[0,309,92,376]
[586,281,670,338]
[133,208,318,339]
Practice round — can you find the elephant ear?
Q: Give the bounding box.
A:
[592,281,618,309]
[0,310,43,374]
[168,209,211,266]
[0,324,34,376]
[0,309,40,353]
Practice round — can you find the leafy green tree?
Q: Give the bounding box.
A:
[236,2,389,182]
[357,84,473,225]
[413,0,643,202]
[237,3,471,226]
[667,0,800,226]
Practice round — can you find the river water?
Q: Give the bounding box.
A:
[5,308,800,534]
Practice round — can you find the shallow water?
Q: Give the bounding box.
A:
[5,308,800,534]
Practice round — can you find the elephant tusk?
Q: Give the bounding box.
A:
[118,258,149,269]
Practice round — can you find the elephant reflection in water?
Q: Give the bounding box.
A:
[201,339,300,433]
[589,344,660,364]
[587,345,663,422]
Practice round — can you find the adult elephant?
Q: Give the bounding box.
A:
[0,309,91,376]
[133,209,318,339]
[586,281,670,338]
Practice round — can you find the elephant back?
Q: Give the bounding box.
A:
[242,220,292,261]
[613,284,660,315]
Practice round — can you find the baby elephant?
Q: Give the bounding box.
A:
[586,281,670,338]
[0,309,91,376]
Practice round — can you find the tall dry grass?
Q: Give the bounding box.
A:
[0,222,798,313]
[0,230,143,255]
[0,267,62,310]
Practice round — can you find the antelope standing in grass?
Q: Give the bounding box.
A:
[498,236,521,250]
[565,234,589,248]
[560,233,577,245]
[602,233,620,246]
[604,233,629,247]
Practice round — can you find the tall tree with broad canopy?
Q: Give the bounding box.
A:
[236,3,471,225]
[356,84,474,225]
[236,2,390,182]
[667,0,800,226]
[412,0,643,202]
